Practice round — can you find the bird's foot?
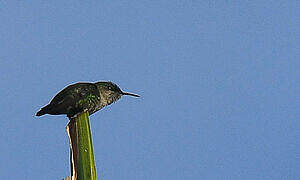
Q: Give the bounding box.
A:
[70,109,88,119]
[72,113,80,119]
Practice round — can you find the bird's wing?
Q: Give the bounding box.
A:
[50,82,99,107]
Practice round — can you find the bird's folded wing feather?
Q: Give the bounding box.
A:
[50,83,99,107]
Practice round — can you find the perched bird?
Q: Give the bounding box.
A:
[36,81,139,118]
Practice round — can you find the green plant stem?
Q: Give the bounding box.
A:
[66,111,97,180]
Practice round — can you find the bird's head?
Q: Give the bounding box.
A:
[95,81,139,107]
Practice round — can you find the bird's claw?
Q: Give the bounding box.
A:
[71,109,88,119]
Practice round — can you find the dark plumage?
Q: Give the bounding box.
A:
[36,81,139,118]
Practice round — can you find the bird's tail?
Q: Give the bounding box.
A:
[36,104,51,116]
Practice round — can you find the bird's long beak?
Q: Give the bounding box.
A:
[122,91,140,97]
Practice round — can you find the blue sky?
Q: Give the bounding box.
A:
[0,1,299,179]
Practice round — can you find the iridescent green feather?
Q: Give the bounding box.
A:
[77,94,97,107]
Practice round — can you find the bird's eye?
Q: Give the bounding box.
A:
[108,86,112,90]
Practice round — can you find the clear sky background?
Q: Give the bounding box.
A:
[0,1,299,180]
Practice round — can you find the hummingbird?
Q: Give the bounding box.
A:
[36,81,139,118]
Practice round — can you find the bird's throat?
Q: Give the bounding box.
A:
[100,91,121,107]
